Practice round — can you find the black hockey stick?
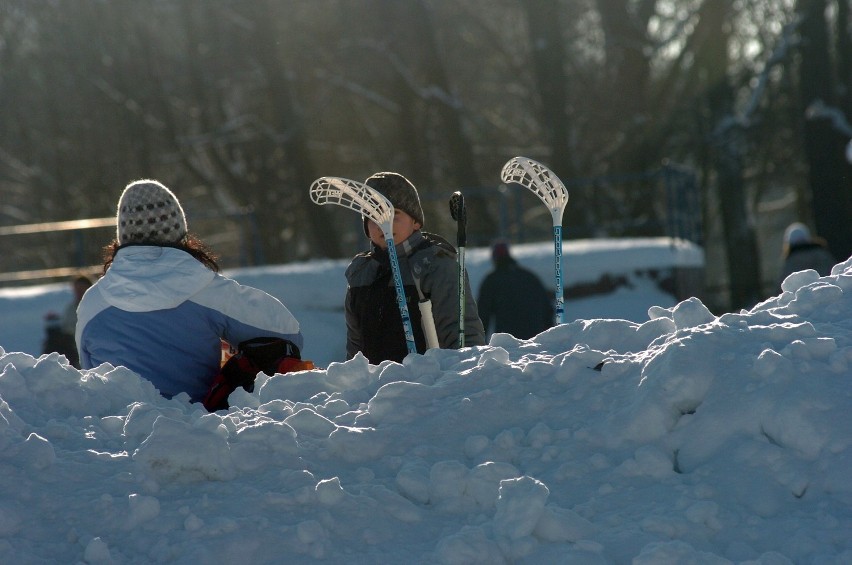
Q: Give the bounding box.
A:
[449,191,467,347]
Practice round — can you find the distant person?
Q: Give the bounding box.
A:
[42,274,93,368]
[778,222,837,289]
[76,179,303,405]
[345,171,485,364]
[62,274,94,336]
[477,241,553,339]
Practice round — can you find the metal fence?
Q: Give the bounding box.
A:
[0,209,262,286]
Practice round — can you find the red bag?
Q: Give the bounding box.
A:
[202,338,314,412]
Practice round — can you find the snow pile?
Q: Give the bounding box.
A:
[0,253,849,562]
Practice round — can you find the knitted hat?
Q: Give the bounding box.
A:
[491,240,511,261]
[116,180,187,245]
[784,222,811,246]
[363,172,425,236]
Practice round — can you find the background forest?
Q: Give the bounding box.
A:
[1,0,850,313]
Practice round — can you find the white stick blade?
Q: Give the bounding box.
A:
[309,177,394,227]
[500,156,569,212]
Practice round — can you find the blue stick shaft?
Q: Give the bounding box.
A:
[553,225,564,325]
[387,238,417,354]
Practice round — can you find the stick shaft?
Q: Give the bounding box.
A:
[553,225,565,325]
[386,238,417,354]
[449,191,467,347]
[418,299,440,349]
[458,246,466,347]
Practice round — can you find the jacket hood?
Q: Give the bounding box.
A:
[97,246,216,312]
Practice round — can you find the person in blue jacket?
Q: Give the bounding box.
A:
[76,179,303,404]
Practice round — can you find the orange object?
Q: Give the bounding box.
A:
[277,357,315,373]
[221,340,236,367]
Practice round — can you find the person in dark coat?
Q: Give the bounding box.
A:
[477,241,553,340]
[778,222,837,290]
[345,172,485,364]
[42,274,92,368]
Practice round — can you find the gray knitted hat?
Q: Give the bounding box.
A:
[363,172,424,236]
[116,180,187,245]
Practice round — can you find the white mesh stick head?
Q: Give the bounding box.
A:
[310,177,395,237]
[500,156,569,224]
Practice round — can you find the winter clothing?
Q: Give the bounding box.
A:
[203,337,313,412]
[778,223,837,288]
[345,231,485,364]
[478,244,553,340]
[362,172,425,236]
[42,275,92,369]
[77,245,302,402]
[60,275,93,336]
[117,179,187,245]
[40,299,82,365]
[79,179,300,403]
[43,312,79,368]
[783,222,810,247]
[491,241,510,261]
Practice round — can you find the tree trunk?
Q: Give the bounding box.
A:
[377,0,490,242]
[797,0,852,263]
[521,0,577,236]
[698,0,763,309]
[522,0,571,176]
[247,0,342,261]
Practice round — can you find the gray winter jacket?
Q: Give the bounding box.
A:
[345,231,485,364]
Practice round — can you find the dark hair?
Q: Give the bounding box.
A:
[102,233,220,275]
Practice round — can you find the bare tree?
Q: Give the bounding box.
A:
[521,0,572,178]
[2,0,841,301]
[693,0,763,308]
[796,0,852,263]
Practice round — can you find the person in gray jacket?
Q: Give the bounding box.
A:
[344,172,485,364]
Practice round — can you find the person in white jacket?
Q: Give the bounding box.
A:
[76,179,302,404]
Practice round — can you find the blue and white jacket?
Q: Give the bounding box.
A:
[76,246,303,402]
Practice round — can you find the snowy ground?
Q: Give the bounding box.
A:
[0,239,850,564]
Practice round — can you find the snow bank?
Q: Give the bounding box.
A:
[0,258,849,563]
